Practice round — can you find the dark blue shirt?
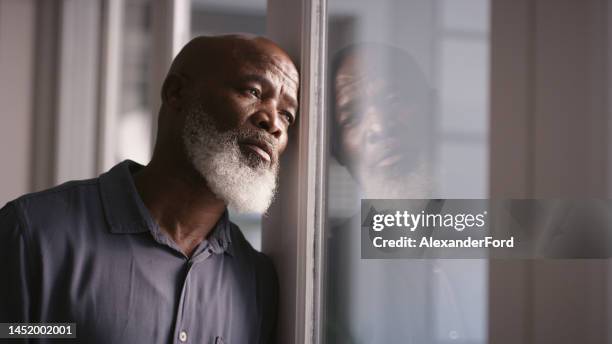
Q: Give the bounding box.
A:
[0,160,278,343]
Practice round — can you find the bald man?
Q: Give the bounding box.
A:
[0,35,299,344]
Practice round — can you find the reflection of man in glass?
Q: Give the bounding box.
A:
[331,43,433,199]
[327,44,466,343]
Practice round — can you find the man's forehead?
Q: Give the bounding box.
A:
[235,51,299,86]
[170,35,299,86]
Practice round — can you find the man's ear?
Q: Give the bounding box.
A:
[161,73,187,109]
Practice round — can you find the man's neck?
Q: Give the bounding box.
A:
[133,158,226,257]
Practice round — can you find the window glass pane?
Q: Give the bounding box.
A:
[325,1,490,342]
[191,0,267,250]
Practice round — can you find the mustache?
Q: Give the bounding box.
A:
[235,128,278,157]
[236,128,274,145]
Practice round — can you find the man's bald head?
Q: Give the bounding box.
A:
[157,33,299,138]
[164,34,298,102]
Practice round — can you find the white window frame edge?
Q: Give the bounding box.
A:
[149,0,191,150]
[299,0,328,343]
[98,0,123,172]
[265,0,328,342]
[55,0,102,183]
[607,0,612,336]
[604,0,612,199]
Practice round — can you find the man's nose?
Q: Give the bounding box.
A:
[250,100,283,138]
[364,106,385,143]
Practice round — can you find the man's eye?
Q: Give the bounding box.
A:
[280,111,294,125]
[246,88,261,98]
[340,112,361,128]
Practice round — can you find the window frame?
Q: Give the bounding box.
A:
[263,0,328,343]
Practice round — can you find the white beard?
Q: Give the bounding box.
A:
[360,160,433,199]
[182,106,278,214]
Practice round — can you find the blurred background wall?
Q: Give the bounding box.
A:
[0,0,35,203]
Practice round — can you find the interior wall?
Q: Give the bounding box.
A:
[489,0,611,343]
[0,0,35,204]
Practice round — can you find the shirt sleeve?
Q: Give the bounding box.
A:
[0,201,34,324]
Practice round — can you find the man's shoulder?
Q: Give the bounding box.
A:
[2,177,101,230]
[11,177,98,207]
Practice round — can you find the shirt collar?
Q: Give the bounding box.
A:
[98,160,233,256]
[99,160,154,234]
[202,210,234,256]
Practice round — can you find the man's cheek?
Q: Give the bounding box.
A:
[341,127,365,158]
[231,101,258,125]
[276,140,287,157]
[208,94,244,126]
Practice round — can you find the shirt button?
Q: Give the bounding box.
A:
[179,330,187,342]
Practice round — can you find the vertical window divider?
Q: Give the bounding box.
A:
[300,0,328,343]
[149,0,191,150]
[97,0,124,173]
[264,0,327,342]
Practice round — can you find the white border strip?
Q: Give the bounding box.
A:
[297,0,327,343]
[97,0,123,172]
